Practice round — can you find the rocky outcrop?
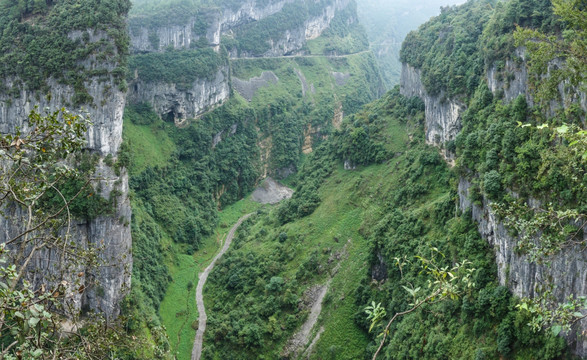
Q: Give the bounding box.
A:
[232,71,279,102]
[0,30,131,319]
[458,178,587,356]
[128,66,230,123]
[237,0,351,58]
[400,63,464,159]
[486,48,531,105]
[487,48,587,113]
[400,56,587,355]
[130,0,295,53]
[129,0,351,58]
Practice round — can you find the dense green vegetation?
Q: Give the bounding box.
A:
[122,0,585,358]
[400,0,585,258]
[225,0,336,56]
[229,52,382,174]
[129,0,275,31]
[356,0,463,88]
[124,49,383,350]
[0,0,130,99]
[400,0,494,98]
[305,1,369,56]
[201,88,566,359]
[121,98,261,356]
[124,0,385,352]
[128,48,227,89]
[400,0,559,98]
[456,88,586,210]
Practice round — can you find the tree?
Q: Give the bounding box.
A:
[514,0,586,108]
[366,252,475,360]
[0,108,141,359]
[508,0,587,338]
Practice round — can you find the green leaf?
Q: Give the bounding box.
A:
[28,317,40,327]
[31,349,43,357]
[556,125,569,134]
[573,312,584,318]
[551,325,562,336]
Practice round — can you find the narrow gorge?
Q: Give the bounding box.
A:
[0,0,585,359]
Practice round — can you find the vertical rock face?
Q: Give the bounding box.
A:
[129,0,351,58]
[129,0,295,53]
[486,48,531,105]
[400,58,587,356]
[458,178,587,356]
[128,66,230,123]
[487,47,587,113]
[399,63,464,158]
[0,30,131,319]
[236,0,352,58]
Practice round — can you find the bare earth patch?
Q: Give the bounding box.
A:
[251,177,294,204]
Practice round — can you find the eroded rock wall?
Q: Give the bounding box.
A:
[128,66,230,123]
[129,0,351,58]
[487,48,587,113]
[400,56,587,356]
[0,30,131,319]
[399,63,463,159]
[129,0,295,53]
[458,178,587,356]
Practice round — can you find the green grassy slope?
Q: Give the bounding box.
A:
[201,88,567,359]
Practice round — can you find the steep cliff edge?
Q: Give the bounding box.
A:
[129,0,295,53]
[400,63,463,160]
[128,66,230,124]
[399,0,586,355]
[401,45,587,360]
[129,0,350,58]
[127,0,357,122]
[0,5,131,319]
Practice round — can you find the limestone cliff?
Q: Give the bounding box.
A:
[129,0,295,53]
[129,0,351,58]
[457,177,587,356]
[128,66,230,123]
[487,47,587,113]
[400,54,587,356]
[399,63,463,159]
[0,29,131,319]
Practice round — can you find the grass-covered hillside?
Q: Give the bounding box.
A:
[123,0,384,351]
[123,47,383,355]
[200,88,567,359]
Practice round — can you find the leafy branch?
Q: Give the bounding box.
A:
[366,250,476,360]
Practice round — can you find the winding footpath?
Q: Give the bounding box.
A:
[191,213,253,360]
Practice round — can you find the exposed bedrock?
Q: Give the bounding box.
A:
[128,67,230,123]
[0,30,131,319]
[400,56,587,356]
[399,63,464,159]
[129,0,351,58]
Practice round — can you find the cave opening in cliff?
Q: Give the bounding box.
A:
[164,111,175,123]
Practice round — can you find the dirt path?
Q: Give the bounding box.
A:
[282,239,351,359]
[191,213,253,360]
[232,50,371,61]
[282,281,331,359]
